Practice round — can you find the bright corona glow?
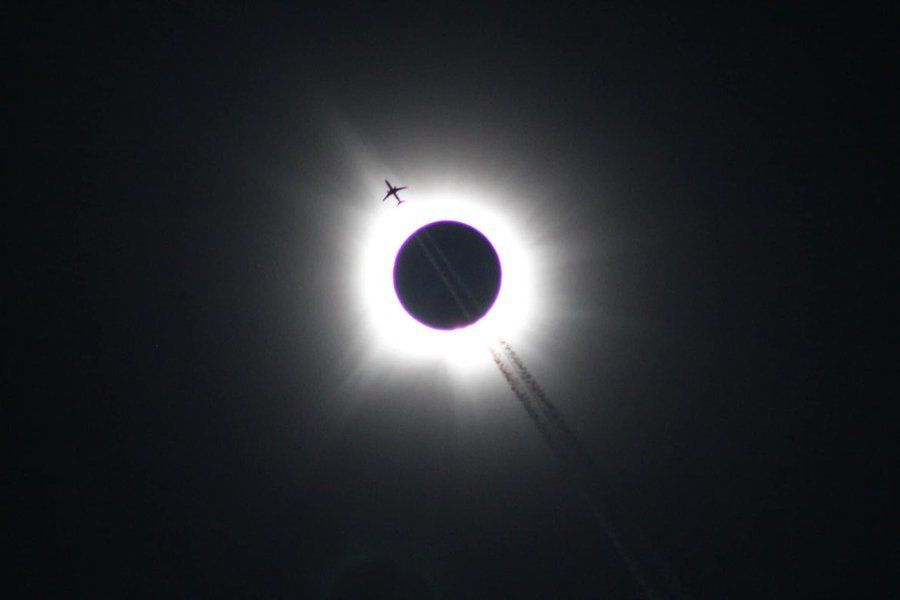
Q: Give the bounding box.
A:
[355,185,536,371]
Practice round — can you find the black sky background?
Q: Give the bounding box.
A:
[7,3,894,598]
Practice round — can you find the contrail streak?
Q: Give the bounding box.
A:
[492,340,663,600]
[404,212,667,597]
[499,339,597,475]
[422,227,480,310]
[412,232,473,323]
[488,346,568,463]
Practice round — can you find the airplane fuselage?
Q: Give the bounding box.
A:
[383,180,407,205]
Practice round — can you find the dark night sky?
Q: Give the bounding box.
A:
[7,4,894,598]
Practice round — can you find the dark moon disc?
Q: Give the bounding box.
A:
[393,220,502,330]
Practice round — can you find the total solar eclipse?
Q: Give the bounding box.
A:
[393,220,502,330]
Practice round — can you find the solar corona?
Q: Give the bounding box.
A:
[354,185,537,370]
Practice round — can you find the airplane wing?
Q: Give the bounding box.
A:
[396,186,408,191]
[382,190,392,201]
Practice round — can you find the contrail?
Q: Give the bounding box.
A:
[488,346,568,464]
[412,232,474,324]
[492,339,664,600]
[499,339,597,475]
[405,212,667,597]
[421,227,480,311]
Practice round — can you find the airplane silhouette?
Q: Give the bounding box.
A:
[382,179,407,206]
